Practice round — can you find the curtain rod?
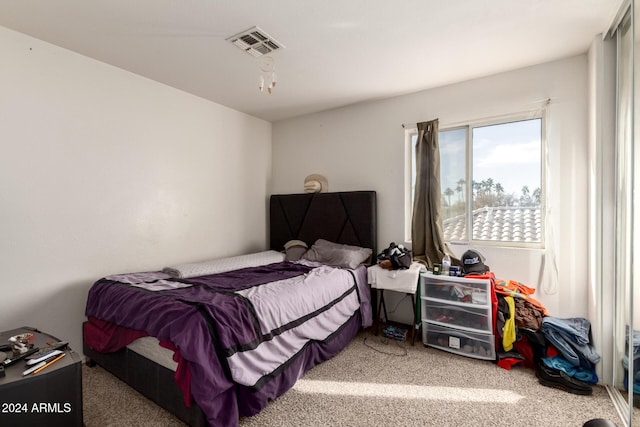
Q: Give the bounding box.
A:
[400,98,551,129]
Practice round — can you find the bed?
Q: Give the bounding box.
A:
[83,191,377,427]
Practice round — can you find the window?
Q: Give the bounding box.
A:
[408,114,544,247]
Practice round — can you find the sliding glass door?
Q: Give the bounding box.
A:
[611,3,639,426]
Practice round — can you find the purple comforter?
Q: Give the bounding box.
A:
[85,261,371,426]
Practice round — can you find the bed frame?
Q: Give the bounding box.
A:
[270,191,377,258]
[84,190,377,426]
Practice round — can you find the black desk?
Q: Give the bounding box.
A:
[0,327,83,427]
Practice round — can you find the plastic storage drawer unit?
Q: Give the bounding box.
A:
[420,272,495,360]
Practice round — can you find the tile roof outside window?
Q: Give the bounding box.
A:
[443,206,542,243]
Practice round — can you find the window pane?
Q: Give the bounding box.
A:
[471,119,542,243]
[439,128,467,241]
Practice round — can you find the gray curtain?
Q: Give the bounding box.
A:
[411,119,454,268]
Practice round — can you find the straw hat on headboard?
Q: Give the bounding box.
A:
[304,174,328,193]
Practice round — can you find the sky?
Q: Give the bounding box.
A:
[438,118,542,198]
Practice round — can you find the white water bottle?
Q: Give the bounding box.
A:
[442,254,451,275]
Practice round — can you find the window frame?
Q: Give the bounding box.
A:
[405,111,546,249]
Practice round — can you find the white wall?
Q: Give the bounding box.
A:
[0,27,272,355]
[273,55,589,323]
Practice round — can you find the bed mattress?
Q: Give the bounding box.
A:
[126,337,177,372]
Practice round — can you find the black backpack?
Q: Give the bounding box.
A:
[377,243,412,270]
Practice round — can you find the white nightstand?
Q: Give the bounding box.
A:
[367,262,423,345]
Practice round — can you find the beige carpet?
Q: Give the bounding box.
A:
[83,330,626,427]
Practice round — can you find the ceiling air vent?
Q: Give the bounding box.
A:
[227,26,284,57]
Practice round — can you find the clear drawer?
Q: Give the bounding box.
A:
[421,273,491,306]
[422,299,492,333]
[422,322,495,361]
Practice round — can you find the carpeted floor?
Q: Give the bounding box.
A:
[83,330,628,427]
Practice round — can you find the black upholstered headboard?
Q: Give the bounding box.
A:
[269,191,377,258]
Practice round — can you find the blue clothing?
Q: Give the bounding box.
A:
[543,316,590,345]
[627,325,640,347]
[541,317,600,368]
[623,326,640,394]
[542,356,599,384]
[622,354,640,389]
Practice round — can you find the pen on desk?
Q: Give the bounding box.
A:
[33,352,65,375]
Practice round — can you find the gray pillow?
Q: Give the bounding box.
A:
[302,239,372,269]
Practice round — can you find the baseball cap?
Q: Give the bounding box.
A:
[461,249,490,275]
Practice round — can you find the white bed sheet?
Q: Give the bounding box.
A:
[126,337,177,372]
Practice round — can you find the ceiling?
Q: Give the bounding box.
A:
[0,0,623,122]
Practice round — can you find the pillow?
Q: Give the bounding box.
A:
[302,239,372,269]
[163,250,285,279]
[283,240,308,261]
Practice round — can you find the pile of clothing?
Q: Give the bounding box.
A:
[493,278,600,395]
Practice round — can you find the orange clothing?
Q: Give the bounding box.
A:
[494,279,549,316]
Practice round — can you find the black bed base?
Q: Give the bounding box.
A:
[83,332,207,427]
